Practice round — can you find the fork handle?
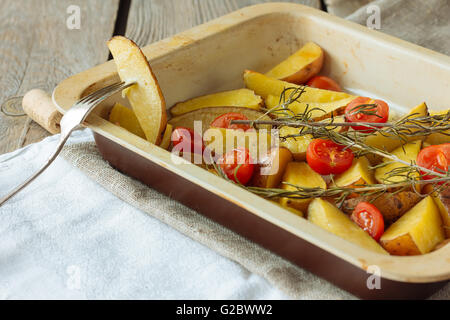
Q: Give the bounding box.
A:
[0,131,73,206]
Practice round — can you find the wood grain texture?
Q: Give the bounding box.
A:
[0,0,321,155]
[0,0,119,155]
[125,0,321,47]
[325,0,372,17]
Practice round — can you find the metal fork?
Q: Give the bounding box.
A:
[0,80,136,206]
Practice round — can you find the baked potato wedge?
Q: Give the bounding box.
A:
[332,156,375,187]
[279,162,326,212]
[278,115,347,161]
[424,110,450,145]
[108,103,146,139]
[282,206,304,217]
[308,199,388,254]
[159,124,173,150]
[170,89,263,116]
[380,196,445,255]
[269,200,304,217]
[425,185,450,238]
[203,127,272,160]
[265,42,324,84]
[278,126,313,161]
[374,140,422,185]
[364,102,428,164]
[244,71,355,120]
[433,239,450,251]
[168,107,271,134]
[108,36,166,144]
[251,147,293,188]
[265,94,354,121]
[341,191,421,224]
[244,70,354,101]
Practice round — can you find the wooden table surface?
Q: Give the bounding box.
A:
[0,0,325,155]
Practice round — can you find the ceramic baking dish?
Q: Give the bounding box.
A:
[53,3,450,299]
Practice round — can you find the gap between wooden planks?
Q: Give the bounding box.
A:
[0,0,119,155]
[0,0,321,156]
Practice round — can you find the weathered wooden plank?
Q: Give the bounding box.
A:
[324,0,372,17]
[125,0,321,47]
[0,0,119,155]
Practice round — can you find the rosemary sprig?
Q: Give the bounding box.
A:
[231,117,450,138]
[305,125,447,179]
[230,118,448,179]
[259,86,329,122]
[208,149,449,207]
[225,86,450,203]
[231,118,450,132]
[246,176,450,208]
[253,85,450,139]
[346,103,382,118]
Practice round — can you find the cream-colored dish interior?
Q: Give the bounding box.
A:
[54,3,450,283]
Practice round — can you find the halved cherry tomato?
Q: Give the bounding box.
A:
[210,112,251,131]
[345,97,389,132]
[416,143,450,181]
[351,202,385,241]
[306,139,354,175]
[306,76,342,92]
[217,147,254,185]
[171,127,204,154]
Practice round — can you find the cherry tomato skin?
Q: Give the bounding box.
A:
[210,112,251,131]
[306,76,342,92]
[416,143,450,181]
[351,202,385,241]
[345,97,389,132]
[217,148,255,185]
[306,139,354,175]
[171,127,204,154]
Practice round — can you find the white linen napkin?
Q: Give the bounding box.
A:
[2,0,450,300]
[0,129,289,299]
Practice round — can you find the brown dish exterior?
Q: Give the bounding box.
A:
[53,3,450,299]
[94,132,447,299]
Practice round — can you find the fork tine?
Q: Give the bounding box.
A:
[87,81,132,105]
[81,82,124,104]
[76,81,135,124]
[76,81,126,106]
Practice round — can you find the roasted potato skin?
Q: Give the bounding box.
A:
[380,234,421,256]
[108,36,166,144]
[341,191,421,224]
[380,196,445,255]
[265,42,324,84]
[282,61,322,84]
